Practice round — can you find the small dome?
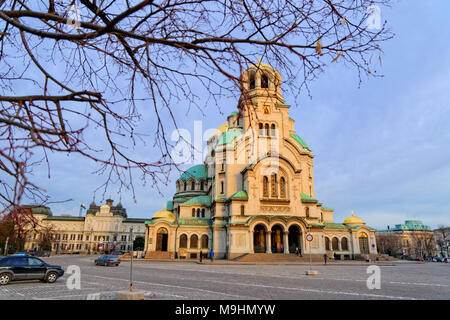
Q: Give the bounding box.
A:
[152,207,175,221]
[343,211,365,225]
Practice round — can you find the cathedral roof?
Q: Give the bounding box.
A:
[229,190,248,200]
[180,195,212,207]
[177,164,207,181]
[300,193,318,203]
[166,201,174,211]
[290,133,311,151]
[217,128,242,146]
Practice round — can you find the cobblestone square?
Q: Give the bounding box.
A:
[0,255,448,300]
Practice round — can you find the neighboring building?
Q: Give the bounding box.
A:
[376,220,437,258]
[434,227,449,258]
[144,62,378,260]
[23,199,146,254]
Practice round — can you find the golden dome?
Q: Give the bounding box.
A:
[208,121,228,141]
[152,206,175,221]
[343,211,365,225]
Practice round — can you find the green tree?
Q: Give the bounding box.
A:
[133,236,145,251]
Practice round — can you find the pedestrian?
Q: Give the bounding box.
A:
[209,250,214,262]
[280,243,284,253]
[323,253,327,265]
[295,247,299,256]
[199,250,203,263]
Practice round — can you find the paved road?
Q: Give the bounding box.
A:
[0,255,448,300]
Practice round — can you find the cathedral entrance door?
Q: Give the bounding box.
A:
[288,225,302,253]
[156,227,168,252]
[358,232,369,254]
[253,225,266,253]
[271,225,284,253]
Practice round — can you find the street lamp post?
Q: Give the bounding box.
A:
[4,237,9,256]
[129,227,133,292]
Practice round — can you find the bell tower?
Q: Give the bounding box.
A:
[240,60,285,107]
[238,61,292,140]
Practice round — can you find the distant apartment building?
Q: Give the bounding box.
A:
[376,220,437,258]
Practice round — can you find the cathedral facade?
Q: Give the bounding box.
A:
[144,63,378,260]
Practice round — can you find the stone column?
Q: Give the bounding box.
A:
[266,231,272,254]
[250,231,254,253]
[283,231,289,254]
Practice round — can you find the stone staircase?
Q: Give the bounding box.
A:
[144,251,174,260]
[236,253,324,263]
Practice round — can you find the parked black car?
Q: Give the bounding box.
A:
[0,256,64,285]
[95,255,120,267]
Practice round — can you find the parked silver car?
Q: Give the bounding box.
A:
[94,255,120,267]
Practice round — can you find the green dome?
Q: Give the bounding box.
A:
[178,165,207,181]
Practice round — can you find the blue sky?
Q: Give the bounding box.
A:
[30,1,450,229]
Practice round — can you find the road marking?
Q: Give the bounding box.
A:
[206,279,419,300]
[125,264,449,288]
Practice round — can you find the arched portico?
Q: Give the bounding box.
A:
[271,224,285,253]
[288,225,303,254]
[253,224,267,253]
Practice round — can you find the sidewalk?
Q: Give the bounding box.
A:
[118,258,406,266]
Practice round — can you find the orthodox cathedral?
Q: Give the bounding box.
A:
[143,62,378,260]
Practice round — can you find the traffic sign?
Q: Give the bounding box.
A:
[306,234,313,242]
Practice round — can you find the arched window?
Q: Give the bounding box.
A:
[201,235,208,248]
[240,205,245,216]
[179,234,187,248]
[265,123,270,136]
[341,237,348,251]
[259,123,263,135]
[191,181,195,190]
[270,174,277,197]
[305,207,310,218]
[220,181,224,194]
[271,124,276,136]
[190,234,198,248]
[249,71,256,89]
[280,177,286,198]
[261,73,269,88]
[200,181,204,190]
[332,237,339,251]
[263,176,269,197]
[183,181,187,191]
[196,208,200,217]
[201,208,205,218]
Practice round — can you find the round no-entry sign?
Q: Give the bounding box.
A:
[306,234,313,242]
